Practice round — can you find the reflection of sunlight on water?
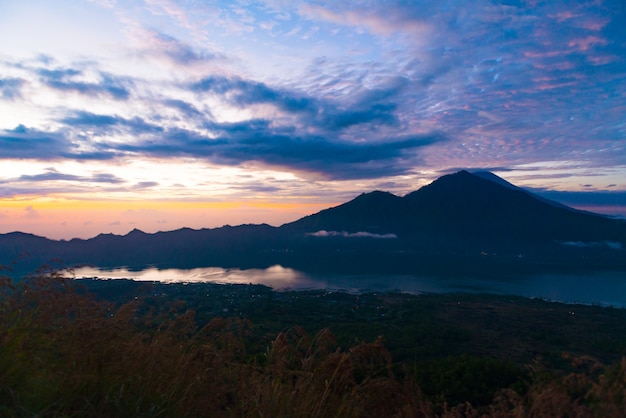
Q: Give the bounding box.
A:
[72,266,626,307]
[73,265,324,290]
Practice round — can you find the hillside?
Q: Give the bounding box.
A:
[1,171,625,275]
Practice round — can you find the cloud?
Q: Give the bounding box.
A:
[133,181,159,189]
[62,111,163,135]
[191,74,406,131]
[0,66,441,179]
[287,0,623,170]
[15,168,124,184]
[299,3,431,38]
[307,230,397,239]
[37,67,131,100]
[0,167,131,199]
[163,99,206,119]
[91,173,124,183]
[0,77,25,99]
[134,29,222,66]
[2,0,624,196]
[0,125,70,160]
[112,124,444,179]
[1,97,445,179]
[192,75,317,113]
[17,170,82,182]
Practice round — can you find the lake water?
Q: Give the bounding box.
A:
[72,265,626,308]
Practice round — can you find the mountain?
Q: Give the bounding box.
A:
[281,190,407,235]
[284,170,624,246]
[403,170,621,242]
[1,171,625,276]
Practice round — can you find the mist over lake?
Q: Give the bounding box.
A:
[73,265,626,308]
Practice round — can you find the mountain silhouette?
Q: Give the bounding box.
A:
[284,170,624,246]
[281,190,406,235]
[1,171,625,276]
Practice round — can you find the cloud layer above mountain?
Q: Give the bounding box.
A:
[0,0,624,238]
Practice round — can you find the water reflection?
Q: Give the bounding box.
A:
[73,265,321,290]
[72,265,626,308]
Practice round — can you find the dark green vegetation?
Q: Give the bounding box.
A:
[2,269,626,417]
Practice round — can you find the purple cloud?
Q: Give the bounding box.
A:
[37,67,131,100]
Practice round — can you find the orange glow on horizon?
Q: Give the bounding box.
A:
[0,196,331,210]
[0,197,336,240]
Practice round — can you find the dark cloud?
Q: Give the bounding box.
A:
[351,76,409,103]
[0,123,119,161]
[0,77,25,99]
[2,49,456,179]
[373,181,407,190]
[14,168,124,184]
[0,122,137,164]
[37,68,131,100]
[62,111,163,135]
[92,173,124,183]
[111,122,445,179]
[1,172,159,199]
[62,112,121,126]
[37,68,81,80]
[18,171,83,182]
[61,150,119,161]
[191,75,404,130]
[192,75,317,113]
[324,103,398,130]
[2,0,622,190]
[134,181,159,189]
[0,125,68,159]
[9,67,440,179]
[163,99,206,119]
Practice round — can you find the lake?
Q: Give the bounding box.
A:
[72,265,626,308]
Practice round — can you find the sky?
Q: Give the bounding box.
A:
[0,0,625,240]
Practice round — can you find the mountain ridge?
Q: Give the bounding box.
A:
[1,171,625,275]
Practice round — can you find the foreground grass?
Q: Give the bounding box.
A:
[1,271,626,417]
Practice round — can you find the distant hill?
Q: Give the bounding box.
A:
[1,171,625,276]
